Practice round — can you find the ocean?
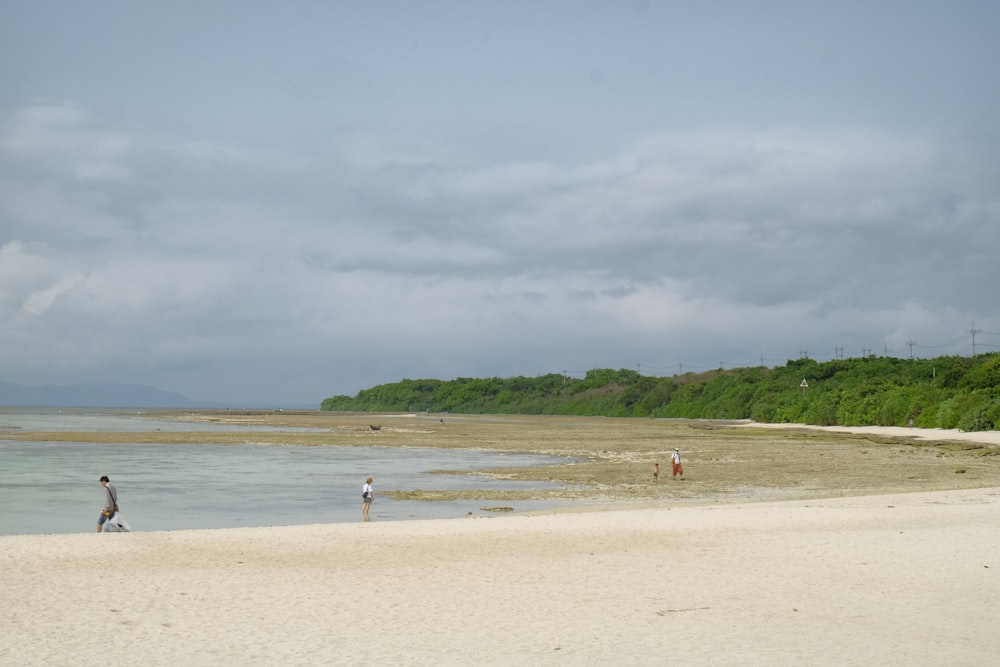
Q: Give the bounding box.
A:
[0,408,577,535]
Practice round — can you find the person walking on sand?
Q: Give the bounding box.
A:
[671,448,684,480]
[362,477,374,521]
[653,462,659,482]
[97,475,119,532]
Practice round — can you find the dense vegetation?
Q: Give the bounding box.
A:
[321,353,1000,432]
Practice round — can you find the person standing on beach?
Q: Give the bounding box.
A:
[97,475,119,532]
[653,462,659,482]
[362,477,374,521]
[671,448,684,480]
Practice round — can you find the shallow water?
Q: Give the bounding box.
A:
[0,410,578,535]
[0,407,326,433]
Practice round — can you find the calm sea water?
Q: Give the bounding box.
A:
[0,409,578,535]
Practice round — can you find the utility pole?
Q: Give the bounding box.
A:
[862,345,871,358]
[834,345,844,360]
[799,348,808,359]
[906,336,916,359]
[760,353,765,368]
[970,322,981,356]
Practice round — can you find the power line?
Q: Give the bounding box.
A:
[539,325,998,380]
[913,333,968,349]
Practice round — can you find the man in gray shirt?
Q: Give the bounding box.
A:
[97,475,118,532]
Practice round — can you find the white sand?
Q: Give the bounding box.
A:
[739,421,1000,446]
[3,424,999,666]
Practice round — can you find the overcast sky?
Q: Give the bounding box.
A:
[2,1,999,407]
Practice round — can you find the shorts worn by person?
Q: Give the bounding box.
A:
[97,475,119,532]
[362,477,374,521]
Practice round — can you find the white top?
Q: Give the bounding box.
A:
[362,482,373,498]
[671,451,681,464]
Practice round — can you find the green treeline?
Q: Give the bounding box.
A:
[321,353,1000,432]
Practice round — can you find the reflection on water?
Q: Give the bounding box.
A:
[0,409,579,535]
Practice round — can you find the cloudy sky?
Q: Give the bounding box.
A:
[2,1,998,407]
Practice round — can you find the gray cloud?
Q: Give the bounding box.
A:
[1,3,998,404]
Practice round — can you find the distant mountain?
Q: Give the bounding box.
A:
[0,381,217,408]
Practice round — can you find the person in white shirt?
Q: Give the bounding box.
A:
[362,477,374,520]
[671,449,684,480]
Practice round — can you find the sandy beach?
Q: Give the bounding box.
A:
[738,421,1000,447]
[3,421,999,665]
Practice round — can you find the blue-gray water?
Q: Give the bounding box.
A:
[0,409,579,535]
